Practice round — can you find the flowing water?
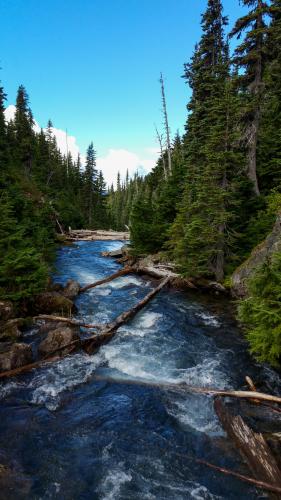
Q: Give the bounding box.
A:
[0,241,281,499]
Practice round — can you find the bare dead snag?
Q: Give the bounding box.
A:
[83,277,170,353]
[79,267,134,293]
[35,315,103,330]
[214,398,281,499]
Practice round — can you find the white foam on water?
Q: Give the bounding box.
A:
[136,311,162,329]
[74,270,101,285]
[167,395,222,435]
[118,312,163,338]
[0,380,25,400]
[190,485,222,499]
[109,275,143,289]
[100,466,132,500]
[29,353,104,411]
[180,359,230,389]
[195,311,220,327]
[93,288,112,297]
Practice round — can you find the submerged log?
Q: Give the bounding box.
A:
[79,267,134,293]
[83,276,170,353]
[214,398,281,499]
[196,458,281,494]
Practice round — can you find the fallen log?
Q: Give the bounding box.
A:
[79,267,134,293]
[35,315,103,330]
[83,276,171,353]
[0,356,61,379]
[87,374,281,404]
[214,398,281,499]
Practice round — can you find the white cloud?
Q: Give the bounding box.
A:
[97,148,157,186]
[4,105,158,185]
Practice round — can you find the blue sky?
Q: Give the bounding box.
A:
[0,0,245,183]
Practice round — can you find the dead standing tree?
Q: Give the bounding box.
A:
[160,72,172,176]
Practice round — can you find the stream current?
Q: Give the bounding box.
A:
[0,240,281,499]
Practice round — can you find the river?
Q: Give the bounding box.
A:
[0,240,280,499]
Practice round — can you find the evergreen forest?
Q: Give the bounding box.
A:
[1,0,281,366]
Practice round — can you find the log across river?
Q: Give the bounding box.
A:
[0,240,281,499]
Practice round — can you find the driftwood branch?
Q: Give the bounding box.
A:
[79,267,134,293]
[35,315,103,330]
[214,398,281,498]
[196,458,281,494]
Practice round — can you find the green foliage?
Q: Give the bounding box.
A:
[0,193,50,301]
[0,82,109,302]
[238,252,281,367]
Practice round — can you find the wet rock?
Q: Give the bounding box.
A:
[34,292,75,316]
[101,248,123,258]
[38,326,79,357]
[0,319,23,342]
[232,213,281,297]
[38,321,68,335]
[0,301,14,321]
[0,457,32,499]
[0,343,33,373]
[62,279,80,299]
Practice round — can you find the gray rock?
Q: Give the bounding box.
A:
[62,279,80,299]
[0,301,14,321]
[0,343,33,373]
[0,319,22,342]
[38,326,78,357]
[38,321,67,335]
[232,214,281,297]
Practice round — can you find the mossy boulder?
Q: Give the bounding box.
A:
[34,292,75,316]
[232,214,281,297]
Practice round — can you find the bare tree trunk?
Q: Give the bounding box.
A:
[155,125,167,179]
[246,1,263,196]
[160,73,172,175]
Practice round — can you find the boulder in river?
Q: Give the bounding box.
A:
[0,301,14,321]
[38,326,79,357]
[62,279,80,299]
[34,292,75,316]
[0,319,23,342]
[0,343,33,373]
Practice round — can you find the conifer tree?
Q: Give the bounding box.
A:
[169,0,239,281]
[230,0,272,195]
[14,85,35,177]
[83,142,97,227]
[0,83,7,167]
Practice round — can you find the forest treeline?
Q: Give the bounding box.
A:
[1,0,281,365]
[0,84,109,301]
[108,0,281,366]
